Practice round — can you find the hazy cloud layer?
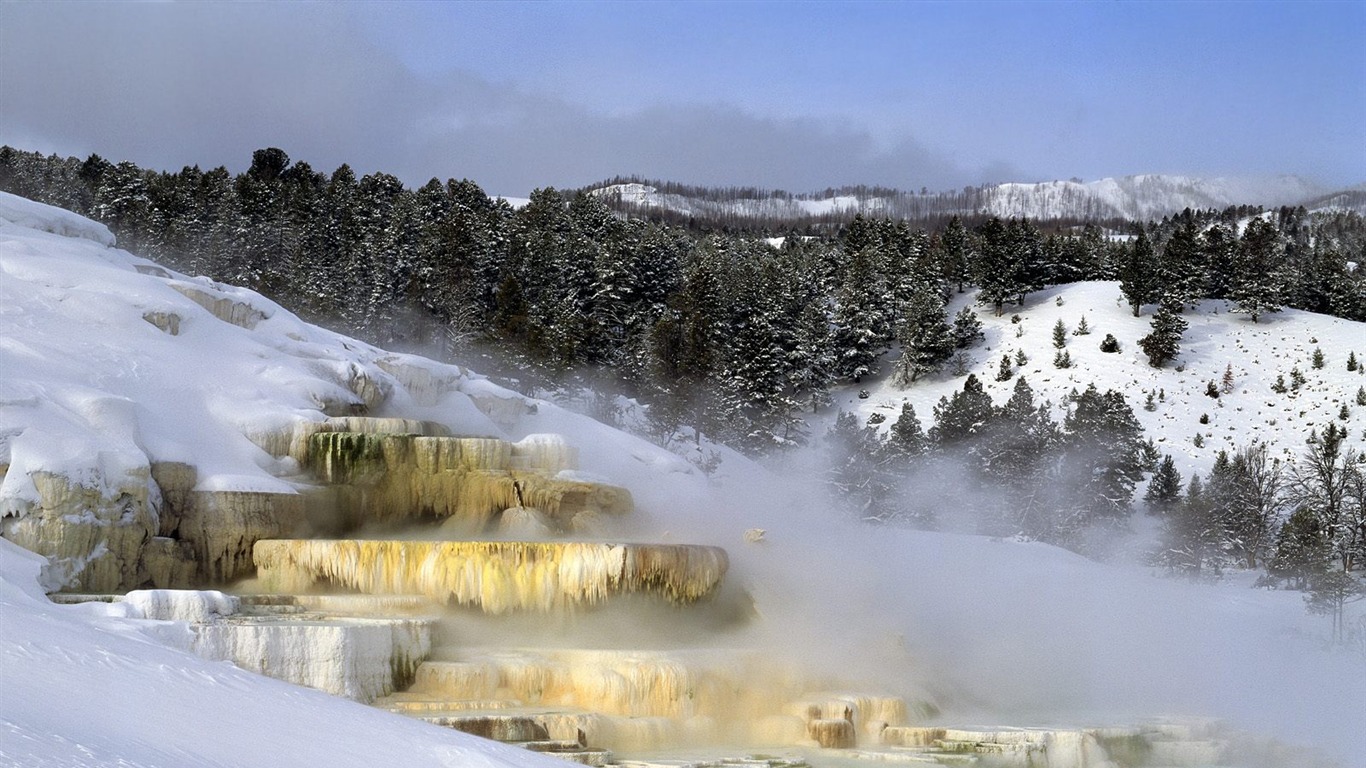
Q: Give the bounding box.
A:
[3,3,1360,196]
[1,3,994,195]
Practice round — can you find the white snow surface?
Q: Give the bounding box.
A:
[2,193,1365,767]
[840,283,1366,488]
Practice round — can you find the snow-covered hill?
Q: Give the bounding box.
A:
[839,283,1366,490]
[588,174,1341,224]
[981,175,1324,221]
[2,193,1364,767]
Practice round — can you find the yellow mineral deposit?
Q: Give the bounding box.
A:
[253,539,728,613]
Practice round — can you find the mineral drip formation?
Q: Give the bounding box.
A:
[253,539,729,614]
[300,430,630,535]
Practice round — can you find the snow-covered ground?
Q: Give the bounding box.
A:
[2,193,1364,767]
[837,283,1366,489]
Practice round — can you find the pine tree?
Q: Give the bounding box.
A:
[1158,211,1207,308]
[1161,473,1225,578]
[888,402,928,457]
[824,411,895,521]
[950,306,984,349]
[938,215,971,293]
[1312,347,1325,369]
[1052,319,1067,349]
[1073,315,1091,336]
[1221,364,1235,394]
[1268,507,1330,589]
[1119,229,1160,317]
[930,373,995,449]
[1349,351,1359,372]
[891,284,954,387]
[1061,384,1147,521]
[1138,305,1187,367]
[1053,350,1073,368]
[832,245,891,381]
[1231,217,1286,322]
[1145,455,1184,514]
[995,354,1014,382]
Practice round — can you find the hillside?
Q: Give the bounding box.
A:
[587,174,1344,229]
[2,194,1365,767]
[836,283,1366,492]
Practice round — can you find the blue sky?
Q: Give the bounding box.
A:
[2,1,1362,195]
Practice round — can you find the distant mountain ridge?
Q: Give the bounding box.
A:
[587,174,1361,227]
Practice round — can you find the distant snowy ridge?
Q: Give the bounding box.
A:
[982,174,1324,221]
[589,174,1344,224]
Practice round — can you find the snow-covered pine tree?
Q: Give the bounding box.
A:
[1138,304,1187,367]
[832,245,891,381]
[929,373,995,450]
[1157,211,1206,309]
[888,402,928,457]
[891,283,954,387]
[1118,229,1160,317]
[1231,217,1287,322]
[950,306,984,348]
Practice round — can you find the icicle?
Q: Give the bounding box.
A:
[253,539,728,614]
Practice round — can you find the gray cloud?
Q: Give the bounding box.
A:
[1,3,984,196]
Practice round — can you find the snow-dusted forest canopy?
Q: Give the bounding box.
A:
[3,145,1365,621]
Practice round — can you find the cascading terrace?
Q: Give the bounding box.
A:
[28,416,1248,766]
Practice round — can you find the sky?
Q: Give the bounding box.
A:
[1,1,1363,197]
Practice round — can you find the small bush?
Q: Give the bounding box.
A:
[1100,333,1120,353]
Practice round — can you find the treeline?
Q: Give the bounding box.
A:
[584,175,1133,234]
[827,375,1152,550]
[1148,425,1366,643]
[2,145,1363,457]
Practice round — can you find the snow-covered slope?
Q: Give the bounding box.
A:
[842,283,1366,487]
[3,193,1364,767]
[981,175,1324,221]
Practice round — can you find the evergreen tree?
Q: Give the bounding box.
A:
[832,245,891,381]
[973,217,1015,315]
[1268,507,1330,590]
[938,215,971,293]
[980,376,1059,526]
[888,402,928,457]
[1118,229,1160,317]
[1138,304,1187,367]
[1061,385,1147,521]
[891,284,954,387]
[950,306,984,348]
[1158,211,1207,308]
[1161,473,1225,578]
[930,373,995,450]
[1052,319,1067,349]
[1201,223,1238,300]
[1231,217,1287,322]
[1145,455,1184,514]
[994,354,1014,382]
[824,411,895,521]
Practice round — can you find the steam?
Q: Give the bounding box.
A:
[562,423,1364,765]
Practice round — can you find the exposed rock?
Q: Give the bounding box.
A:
[141,311,182,335]
[168,282,268,329]
[1,468,158,591]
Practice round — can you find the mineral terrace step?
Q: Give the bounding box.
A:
[252,539,729,613]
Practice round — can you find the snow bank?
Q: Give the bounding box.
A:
[0,190,115,246]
